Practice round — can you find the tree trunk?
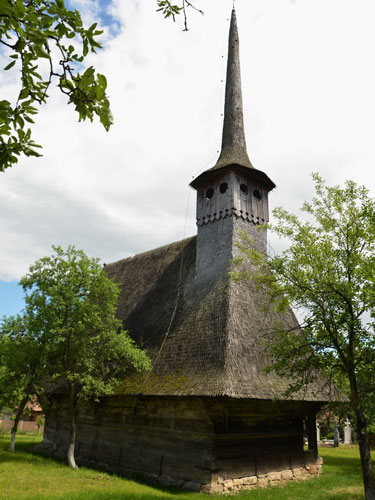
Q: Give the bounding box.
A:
[67,437,77,469]
[67,385,78,469]
[10,395,29,452]
[355,407,375,500]
[349,373,375,500]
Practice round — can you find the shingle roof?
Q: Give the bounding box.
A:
[105,236,339,402]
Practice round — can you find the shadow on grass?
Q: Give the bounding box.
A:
[322,454,362,476]
[10,478,204,500]
[0,453,66,472]
[0,447,202,499]
[15,493,199,500]
[68,488,200,500]
[0,436,42,453]
[326,494,364,500]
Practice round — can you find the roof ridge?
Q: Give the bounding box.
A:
[105,236,196,268]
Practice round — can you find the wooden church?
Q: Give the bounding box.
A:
[39,10,337,494]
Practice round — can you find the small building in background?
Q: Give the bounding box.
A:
[0,400,43,433]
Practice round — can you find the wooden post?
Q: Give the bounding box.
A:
[307,413,318,457]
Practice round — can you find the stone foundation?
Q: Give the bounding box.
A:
[107,455,323,495]
[200,461,323,494]
[150,458,323,494]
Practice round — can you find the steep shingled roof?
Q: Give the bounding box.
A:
[105,237,337,402]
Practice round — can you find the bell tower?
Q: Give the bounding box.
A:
[190,9,275,282]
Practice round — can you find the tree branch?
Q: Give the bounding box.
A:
[182,0,203,31]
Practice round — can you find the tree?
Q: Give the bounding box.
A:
[17,245,151,468]
[0,314,48,451]
[0,0,112,171]
[233,174,375,500]
[0,0,203,172]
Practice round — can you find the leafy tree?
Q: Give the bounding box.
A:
[233,174,375,500]
[0,0,112,171]
[0,0,203,172]
[0,314,48,451]
[10,245,151,468]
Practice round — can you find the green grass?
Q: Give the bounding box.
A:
[0,435,368,500]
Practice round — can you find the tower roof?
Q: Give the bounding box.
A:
[191,9,275,191]
[214,9,253,171]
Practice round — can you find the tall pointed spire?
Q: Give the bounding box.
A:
[190,8,274,192]
[213,9,253,170]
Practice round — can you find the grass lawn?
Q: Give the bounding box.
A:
[0,434,368,500]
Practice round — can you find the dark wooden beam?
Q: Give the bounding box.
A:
[306,413,318,457]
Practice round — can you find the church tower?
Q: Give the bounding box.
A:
[40,8,336,495]
[191,9,275,280]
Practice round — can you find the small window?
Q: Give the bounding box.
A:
[206,188,214,199]
[253,189,262,200]
[240,184,248,194]
[219,182,228,194]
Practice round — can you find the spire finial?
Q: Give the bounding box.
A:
[213,8,253,170]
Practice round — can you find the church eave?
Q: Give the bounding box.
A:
[190,163,276,192]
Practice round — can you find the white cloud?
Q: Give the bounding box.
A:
[1,0,375,284]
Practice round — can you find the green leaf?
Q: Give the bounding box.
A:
[0,0,12,16]
[83,39,88,56]
[24,147,42,157]
[19,88,29,100]
[14,0,25,17]
[34,45,50,59]
[97,74,107,90]
[4,60,16,71]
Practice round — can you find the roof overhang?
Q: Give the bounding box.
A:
[190,163,276,192]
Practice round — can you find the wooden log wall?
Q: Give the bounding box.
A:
[38,395,321,492]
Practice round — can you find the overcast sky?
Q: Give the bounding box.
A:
[1,0,375,316]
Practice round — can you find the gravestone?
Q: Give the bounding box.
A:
[334,424,340,447]
[344,419,352,444]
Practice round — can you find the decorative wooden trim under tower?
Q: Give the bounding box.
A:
[191,9,275,275]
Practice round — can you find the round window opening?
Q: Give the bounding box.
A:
[205,188,214,200]
[253,189,262,200]
[219,182,228,194]
[240,183,249,194]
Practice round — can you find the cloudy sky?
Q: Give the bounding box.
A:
[1,0,375,316]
